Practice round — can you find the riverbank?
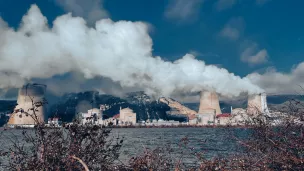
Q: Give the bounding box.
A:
[1,124,253,130]
[109,124,252,129]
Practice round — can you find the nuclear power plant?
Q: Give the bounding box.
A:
[247,93,269,115]
[189,90,271,126]
[5,83,272,128]
[7,83,47,128]
[198,90,222,115]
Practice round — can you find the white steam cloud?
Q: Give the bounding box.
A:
[247,63,304,94]
[0,4,262,98]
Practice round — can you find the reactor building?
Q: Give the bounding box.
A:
[7,83,47,127]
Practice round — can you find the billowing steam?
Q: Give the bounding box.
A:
[0,4,262,97]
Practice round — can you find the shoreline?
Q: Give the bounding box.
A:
[109,125,253,129]
[0,124,253,130]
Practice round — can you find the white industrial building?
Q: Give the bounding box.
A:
[119,107,137,125]
[82,108,103,125]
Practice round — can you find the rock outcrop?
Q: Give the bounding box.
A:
[159,97,197,117]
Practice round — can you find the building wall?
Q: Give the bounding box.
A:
[217,117,230,125]
[189,118,198,125]
[197,113,215,125]
[82,108,102,125]
[120,108,136,125]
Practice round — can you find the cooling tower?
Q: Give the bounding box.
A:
[8,83,46,126]
[247,93,269,115]
[198,91,222,115]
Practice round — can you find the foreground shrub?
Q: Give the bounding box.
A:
[0,123,123,171]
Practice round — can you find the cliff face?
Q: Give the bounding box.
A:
[159,97,197,117]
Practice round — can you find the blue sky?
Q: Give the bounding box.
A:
[0,0,303,97]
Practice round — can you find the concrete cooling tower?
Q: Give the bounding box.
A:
[198,91,222,115]
[247,92,269,115]
[8,83,47,127]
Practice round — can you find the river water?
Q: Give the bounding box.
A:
[0,127,250,168]
[113,128,249,162]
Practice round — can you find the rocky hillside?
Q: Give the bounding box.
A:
[159,97,197,117]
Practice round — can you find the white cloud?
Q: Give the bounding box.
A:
[55,0,109,25]
[241,43,269,65]
[219,17,244,40]
[247,62,304,94]
[214,0,271,12]
[220,27,239,40]
[0,4,263,98]
[34,72,135,98]
[164,0,204,21]
[215,0,237,11]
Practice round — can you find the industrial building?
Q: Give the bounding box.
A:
[144,119,180,126]
[216,113,231,125]
[79,106,136,126]
[7,83,47,128]
[119,107,137,125]
[102,117,118,126]
[196,113,216,125]
[81,108,103,125]
[189,90,271,126]
[47,118,62,127]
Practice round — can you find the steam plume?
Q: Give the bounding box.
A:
[0,4,262,97]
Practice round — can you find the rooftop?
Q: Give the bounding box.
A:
[216,113,231,118]
[113,114,120,119]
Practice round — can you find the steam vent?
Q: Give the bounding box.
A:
[7,83,46,127]
[198,91,222,115]
[247,93,269,115]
